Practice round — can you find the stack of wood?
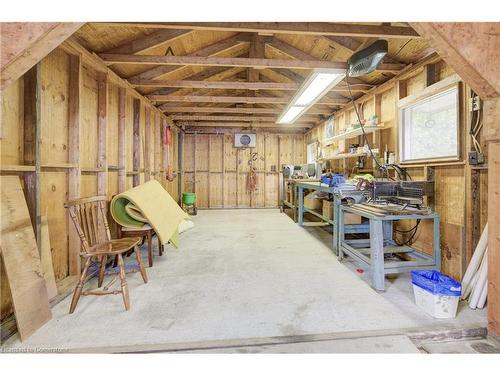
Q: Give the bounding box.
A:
[461,223,488,309]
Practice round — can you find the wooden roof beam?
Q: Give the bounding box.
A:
[170,115,318,122]
[151,95,348,105]
[129,33,249,81]
[161,106,333,116]
[97,22,421,39]
[176,121,311,129]
[100,54,404,73]
[322,35,362,52]
[132,79,299,90]
[104,29,192,55]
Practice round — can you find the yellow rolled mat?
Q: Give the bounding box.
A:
[110,180,188,247]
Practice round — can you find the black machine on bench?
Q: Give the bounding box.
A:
[368,180,435,209]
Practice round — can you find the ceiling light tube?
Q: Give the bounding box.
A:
[277,69,345,125]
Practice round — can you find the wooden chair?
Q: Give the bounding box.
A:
[65,196,148,313]
[117,224,164,267]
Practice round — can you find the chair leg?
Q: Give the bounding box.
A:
[134,245,148,283]
[98,255,107,287]
[147,231,153,267]
[157,234,163,256]
[117,254,130,311]
[69,257,91,314]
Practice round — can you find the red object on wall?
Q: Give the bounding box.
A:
[165,126,171,145]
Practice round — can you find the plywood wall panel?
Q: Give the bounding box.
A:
[0,78,24,164]
[41,49,69,164]
[184,134,195,172]
[40,172,68,280]
[224,134,237,171]
[80,65,98,169]
[209,173,223,207]
[209,135,223,172]
[224,172,237,207]
[196,134,209,171]
[183,132,306,209]
[264,134,279,172]
[195,172,209,207]
[107,83,119,167]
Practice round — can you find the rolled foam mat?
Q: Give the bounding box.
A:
[110,180,188,247]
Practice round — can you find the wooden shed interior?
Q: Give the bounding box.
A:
[1,20,499,355]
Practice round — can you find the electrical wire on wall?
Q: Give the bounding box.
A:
[470,92,483,155]
[345,72,413,182]
[344,71,391,180]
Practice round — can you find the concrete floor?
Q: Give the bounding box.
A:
[2,209,487,353]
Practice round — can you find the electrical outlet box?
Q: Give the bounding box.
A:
[468,151,485,165]
[470,96,481,111]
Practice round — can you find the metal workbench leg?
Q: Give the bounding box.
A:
[337,206,345,260]
[293,184,298,222]
[298,186,304,226]
[382,220,393,244]
[433,216,441,271]
[370,219,385,291]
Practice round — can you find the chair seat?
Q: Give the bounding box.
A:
[121,224,152,232]
[86,237,142,256]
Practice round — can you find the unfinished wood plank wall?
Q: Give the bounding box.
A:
[182,132,305,208]
[0,46,178,321]
[306,58,488,281]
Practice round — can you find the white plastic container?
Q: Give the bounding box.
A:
[413,283,459,319]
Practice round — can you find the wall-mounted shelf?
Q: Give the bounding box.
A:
[0,165,36,173]
[322,151,378,161]
[329,123,387,143]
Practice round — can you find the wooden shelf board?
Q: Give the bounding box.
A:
[329,123,388,142]
[0,165,36,172]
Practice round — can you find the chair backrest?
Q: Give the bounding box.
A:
[65,196,111,253]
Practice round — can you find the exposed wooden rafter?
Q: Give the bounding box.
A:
[170,115,318,122]
[97,22,421,39]
[176,121,311,129]
[151,95,348,105]
[129,34,249,81]
[100,54,404,73]
[104,29,192,54]
[161,106,332,115]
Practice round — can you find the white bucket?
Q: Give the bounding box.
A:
[413,284,459,319]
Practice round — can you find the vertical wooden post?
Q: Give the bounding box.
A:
[23,63,42,251]
[178,129,183,203]
[117,88,126,193]
[222,134,226,208]
[161,119,168,184]
[132,99,141,187]
[193,132,198,199]
[154,112,161,182]
[68,54,81,275]
[372,94,382,170]
[207,135,211,208]
[97,72,108,197]
[144,108,151,181]
[425,63,438,87]
[486,98,500,339]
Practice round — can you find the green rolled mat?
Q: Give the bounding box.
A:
[110,180,188,247]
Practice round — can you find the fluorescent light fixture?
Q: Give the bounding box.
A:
[278,106,303,124]
[277,69,345,125]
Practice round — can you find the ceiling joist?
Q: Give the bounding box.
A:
[151,95,348,105]
[129,34,248,81]
[97,22,421,39]
[170,115,317,122]
[176,121,311,129]
[100,54,404,73]
[161,106,333,115]
[104,29,192,54]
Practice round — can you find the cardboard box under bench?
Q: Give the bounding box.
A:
[322,200,362,224]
